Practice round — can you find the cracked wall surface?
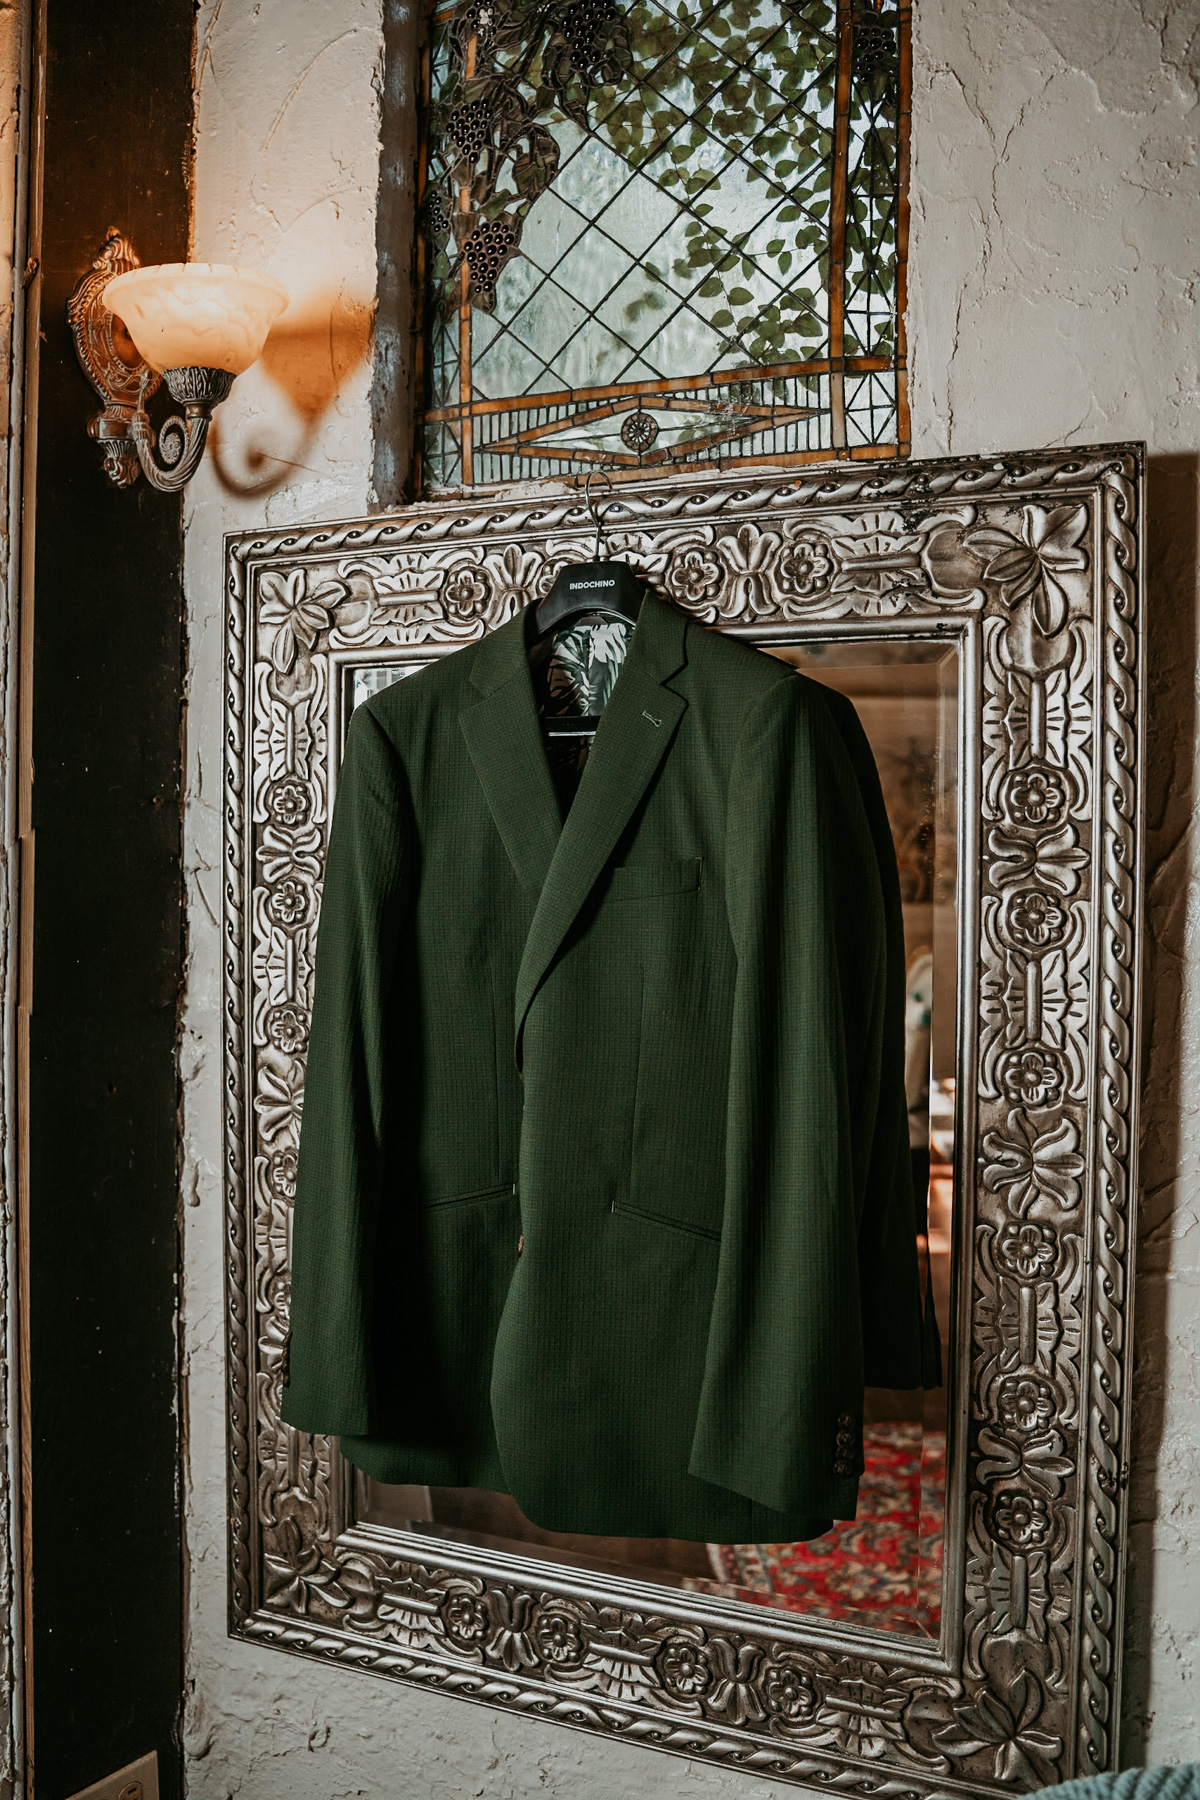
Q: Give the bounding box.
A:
[908,0,1200,1763]
[180,0,1200,1791]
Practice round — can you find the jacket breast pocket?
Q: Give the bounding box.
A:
[609,856,702,901]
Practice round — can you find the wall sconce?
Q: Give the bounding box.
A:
[68,229,287,491]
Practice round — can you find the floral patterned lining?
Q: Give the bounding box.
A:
[530,612,632,811]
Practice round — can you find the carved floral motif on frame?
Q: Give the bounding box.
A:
[224,445,1142,1792]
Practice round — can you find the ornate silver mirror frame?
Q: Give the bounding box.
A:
[223,442,1143,1792]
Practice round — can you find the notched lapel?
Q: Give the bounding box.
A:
[514,598,689,1067]
[460,613,562,895]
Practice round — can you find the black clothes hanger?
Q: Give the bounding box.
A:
[530,471,645,744]
[529,470,645,646]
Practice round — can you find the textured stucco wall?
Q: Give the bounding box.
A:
[180,0,1200,1791]
[908,0,1200,1761]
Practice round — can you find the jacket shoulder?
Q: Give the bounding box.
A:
[682,617,840,725]
[682,615,791,699]
[359,629,493,739]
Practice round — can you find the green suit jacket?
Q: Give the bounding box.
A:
[281,595,925,1542]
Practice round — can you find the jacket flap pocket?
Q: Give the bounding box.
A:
[425,1182,516,1209]
[609,856,702,901]
[612,1199,720,1242]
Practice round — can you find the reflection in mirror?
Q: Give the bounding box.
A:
[351,634,958,1641]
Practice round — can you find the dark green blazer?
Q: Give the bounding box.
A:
[282,595,925,1543]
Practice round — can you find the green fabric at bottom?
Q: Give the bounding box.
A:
[340,1431,834,1548]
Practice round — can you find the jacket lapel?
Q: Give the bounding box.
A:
[513,596,689,1067]
[460,609,563,894]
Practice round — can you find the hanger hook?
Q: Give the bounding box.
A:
[582,467,620,560]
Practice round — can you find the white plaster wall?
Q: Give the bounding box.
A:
[180,0,1200,1791]
[908,0,1200,1762]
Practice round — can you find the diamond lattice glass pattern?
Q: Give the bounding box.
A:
[418,0,907,489]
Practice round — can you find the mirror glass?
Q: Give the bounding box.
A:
[346,631,958,1641]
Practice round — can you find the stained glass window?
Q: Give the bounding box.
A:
[415,0,908,491]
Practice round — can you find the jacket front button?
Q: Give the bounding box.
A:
[517,1234,524,1256]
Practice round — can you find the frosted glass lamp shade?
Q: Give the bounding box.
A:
[102,262,288,375]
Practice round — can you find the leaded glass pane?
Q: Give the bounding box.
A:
[416,0,908,490]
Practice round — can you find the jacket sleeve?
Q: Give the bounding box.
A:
[280,701,412,1437]
[821,686,932,1390]
[688,673,922,1517]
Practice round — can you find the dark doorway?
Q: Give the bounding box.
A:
[23,2,193,1794]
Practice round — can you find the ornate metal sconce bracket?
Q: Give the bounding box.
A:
[67,229,159,487]
[128,364,234,492]
[67,229,231,492]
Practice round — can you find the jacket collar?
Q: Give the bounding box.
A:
[460,594,690,1066]
[465,586,687,696]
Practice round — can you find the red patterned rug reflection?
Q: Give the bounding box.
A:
[683,1423,945,1636]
